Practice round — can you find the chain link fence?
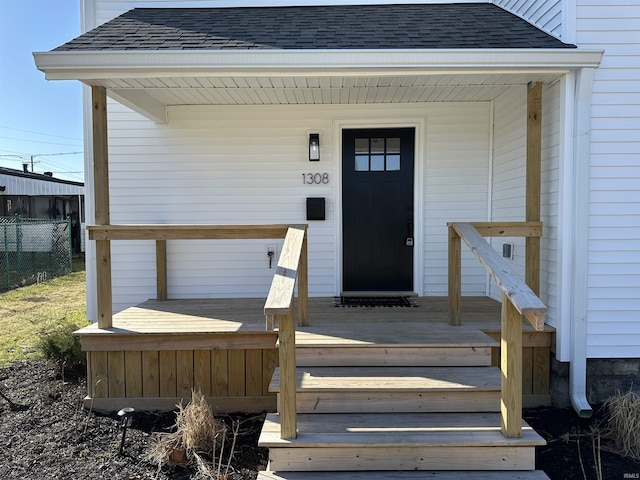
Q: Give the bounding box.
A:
[1,216,72,292]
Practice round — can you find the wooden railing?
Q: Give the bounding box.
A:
[448,222,546,438]
[264,225,308,440]
[87,224,309,329]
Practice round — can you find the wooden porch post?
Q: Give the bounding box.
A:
[526,82,542,296]
[298,232,308,326]
[156,240,168,301]
[448,224,461,326]
[278,307,297,439]
[501,292,523,438]
[92,86,112,328]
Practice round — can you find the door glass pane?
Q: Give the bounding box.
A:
[355,155,369,171]
[386,154,400,171]
[386,138,400,153]
[355,138,369,153]
[371,138,385,154]
[370,155,385,171]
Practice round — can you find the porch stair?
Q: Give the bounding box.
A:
[258,326,548,478]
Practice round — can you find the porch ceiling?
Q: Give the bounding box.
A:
[89,69,570,123]
[101,72,565,107]
[34,50,603,123]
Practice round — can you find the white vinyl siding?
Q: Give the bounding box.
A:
[489,84,562,330]
[105,102,490,312]
[489,86,526,300]
[494,0,563,38]
[423,103,491,296]
[577,0,640,358]
[539,81,562,331]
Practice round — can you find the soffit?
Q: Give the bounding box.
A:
[100,72,564,107]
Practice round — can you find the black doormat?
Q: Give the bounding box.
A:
[334,296,418,308]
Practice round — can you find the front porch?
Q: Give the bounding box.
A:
[76,295,554,413]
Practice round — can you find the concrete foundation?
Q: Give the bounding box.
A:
[550,355,640,408]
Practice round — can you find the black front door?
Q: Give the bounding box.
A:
[342,128,415,292]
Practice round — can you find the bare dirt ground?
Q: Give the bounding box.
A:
[0,360,638,479]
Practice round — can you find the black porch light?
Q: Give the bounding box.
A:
[309,133,320,161]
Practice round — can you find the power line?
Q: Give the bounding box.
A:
[34,152,83,157]
[0,125,82,142]
[0,135,82,147]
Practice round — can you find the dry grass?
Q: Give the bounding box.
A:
[602,389,640,461]
[0,257,87,365]
[149,390,238,478]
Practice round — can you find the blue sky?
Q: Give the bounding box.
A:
[0,1,84,182]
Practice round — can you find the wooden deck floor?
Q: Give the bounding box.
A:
[76,296,551,340]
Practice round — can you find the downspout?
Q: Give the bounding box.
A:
[570,67,594,418]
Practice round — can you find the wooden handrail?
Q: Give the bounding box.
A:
[87,223,308,329]
[264,225,308,440]
[448,222,547,439]
[451,222,546,330]
[87,224,302,241]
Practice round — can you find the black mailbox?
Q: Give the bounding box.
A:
[306,197,325,221]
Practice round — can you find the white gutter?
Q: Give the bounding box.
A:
[570,66,595,418]
[33,48,604,80]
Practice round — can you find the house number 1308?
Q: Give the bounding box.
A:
[303,173,329,184]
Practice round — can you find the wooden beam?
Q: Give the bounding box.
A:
[92,86,110,226]
[298,233,309,326]
[95,239,112,328]
[501,292,522,438]
[92,86,112,328]
[469,222,542,238]
[451,223,546,330]
[156,240,167,301]
[78,331,278,352]
[448,225,461,326]
[87,224,299,241]
[278,308,297,439]
[264,226,307,316]
[526,82,542,296]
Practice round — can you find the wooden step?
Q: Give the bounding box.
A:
[295,325,497,367]
[270,366,501,413]
[259,471,550,479]
[259,412,546,471]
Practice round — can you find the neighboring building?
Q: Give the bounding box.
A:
[33,0,639,411]
[0,166,85,252]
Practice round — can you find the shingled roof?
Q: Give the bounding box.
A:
[54,3,575,52]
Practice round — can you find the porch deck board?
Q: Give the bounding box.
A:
[75,296,551,339]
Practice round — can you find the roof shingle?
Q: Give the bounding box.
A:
[53,3,575,52]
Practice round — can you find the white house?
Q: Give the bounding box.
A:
[33,0,639,418]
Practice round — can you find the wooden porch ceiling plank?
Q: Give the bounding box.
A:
[87,224,303,241]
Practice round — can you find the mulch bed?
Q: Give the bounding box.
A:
[0,360,638,479]
[0,360,266,479]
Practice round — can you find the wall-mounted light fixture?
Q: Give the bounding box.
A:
[309,133,320,161]
[0,186,5,192]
